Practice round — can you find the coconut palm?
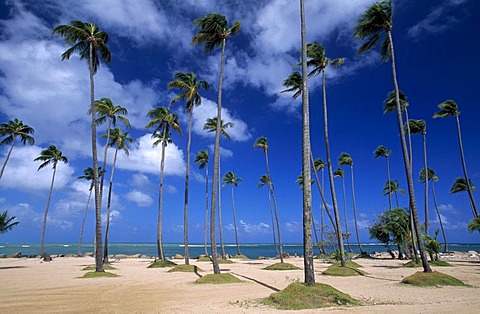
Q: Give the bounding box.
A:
[258,174,282,260]
[192,13,240,274]
[145,107,182,260]
[0,118,35,180]
[374,145,392,209]
[102,127,133,263]
[354,0,431,272]
[222,171,242,256]
[0,210,19,234]
[204,117,233,260]
[333,168,353,253]
[53,21,111,272]
[382,180,406,207]
[434,100,478,217]
[168,72,210,265]
[280,71,302,99]
[194,150,210,257]
[34,145,68,257]
[420,168,448,252]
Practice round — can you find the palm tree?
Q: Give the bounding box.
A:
[434,100,478,217]
[168,71,210,265]
[53,21,111,272]
[145,107,182,260]
[467,217,480,234]
[257,174,282,260]
[77,166,103,257]
[34,145,68,257]
[374,145,392,209]
[204,117,233,260]
[333,168,353,253]
[194,150,210,257]
[305,41,346,267]
[192,13,240,275]
[382,180,406,208]
[280,71,303,98]
[102,127,133,263]
[354,0,431,272]
[0,210,19,234]
[338,153,365,254]
[0,118,35,180]
[450,178,477,218]
[312,157,337,238]
[420,168,448,252]
[222,171,242,256]
[93,98,130,201]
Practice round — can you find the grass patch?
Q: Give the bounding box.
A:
[263,282,360,310]
[80,271,119,278]
[333,260,362,269]
[322,265,366,277]
[401,271,466,287]
[194,273,242,284]
[403,260,421,268]
[218,258,234,264]
[232,254,249,260]
[264,262,300,271]
[430,260,453,267]
[196,256,212,262]
[82,265,116,271]
[168,264,203,273]
[147,259,177,268]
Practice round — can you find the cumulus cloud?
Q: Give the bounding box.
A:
[125,190,153,207]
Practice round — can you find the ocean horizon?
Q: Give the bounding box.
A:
[1,242,479,258]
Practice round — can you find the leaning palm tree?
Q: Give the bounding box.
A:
[434,100,478,218]
[145,107,182,260]
[34,145,68,257]
[258,174,281,260]
[0,118,35,180]
[338,152,365,254]
[53,21,111,272]
[382,180,406,207]
[222,171,242,256]
[333,168,353,253]
[0,210,19,234]
[168,71,210,265]
[192,13,240,275]
[354,0,431,272]
[194,150,210,257]
[204,117,233,260]
[102,127,133,263]
[420,168,448,252]
[374,145,392,209]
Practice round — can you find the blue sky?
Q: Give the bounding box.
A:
[0,0,479,246]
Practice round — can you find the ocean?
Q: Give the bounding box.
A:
[1,242,480,258]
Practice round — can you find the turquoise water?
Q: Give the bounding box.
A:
[1,242,479,258]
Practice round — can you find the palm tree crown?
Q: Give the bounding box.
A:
[253,136,268,153]
[203,117,233,140]
[0,118,35,146]
[306,42,345,77]
[104,127,134,155]
[191,13,241,53]
[374,145,391,158]
[34,145,68,170]
[222,171,242,187]
[94,98,130,129]
[168,72,210,112]
[450,178,475,194]
[338,152,353,167]
[146,107,182,137]
[281,71,302,99]
[433,99,459,118]
[194,150,209,169]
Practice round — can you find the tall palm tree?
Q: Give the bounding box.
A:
[168,71,210,265]
[145,107,182,260]
[102,127,133,263]
[0,210,19,234]
[354,0,431,272]
[0,118,35,180]
[194,150,210,257]
[204,117,233,260]
[407,119,430,235]
[93,97,130,201]
[192,13,240,275]
[34,145,68,257]
[258,174,282,260]
[420,168,448,252]
[333,168,353,253]
[382,180,406,208]
[222,171,242,256]
[338,153,365,254]
[77,166,103,257]
[306,41,346,267]
[53,21,111,272]
[434,100,478,217]
[312,157,337,238]
[374,145,392,209]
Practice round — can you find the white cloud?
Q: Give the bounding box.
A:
[239,220,270,234]
[125,190,153,207]
[285,220,301,232]
[102,209,121,225]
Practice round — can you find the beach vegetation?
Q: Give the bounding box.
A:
[80,271,119,278]
[401,271,466,287]
[217,258,234,264]
[264,262,300,271]
[323,265,366,276]
[82,265,116,271]
[197,256,212,262]
[0,210,19,234]
[194,273,242,284]
[148,259,177,268]
[168,264,203,272]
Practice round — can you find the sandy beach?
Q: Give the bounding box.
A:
[0,255,479,313]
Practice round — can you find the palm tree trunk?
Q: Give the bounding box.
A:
[157,140,167,260]
[350,165,365,254]
[0,138,16,180]
[100,121,112,204]
[204,165,209,257]
[322,68,346,267]
[103,148,118,264]
[231,186,241,255]
[183,112,193,265]
[388,30,431,273]
[89,43,103,273]
[423,133,429,235]
[264,150,279,256]
[78,188,92,256]
[40,164,57,256]
[341,177,353,253]
[455,115,478,217]
[218,161,226,259]
[320,169,325,253]
[270,186,284,263]
[386,156,392,209]
[432,181,448,252]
